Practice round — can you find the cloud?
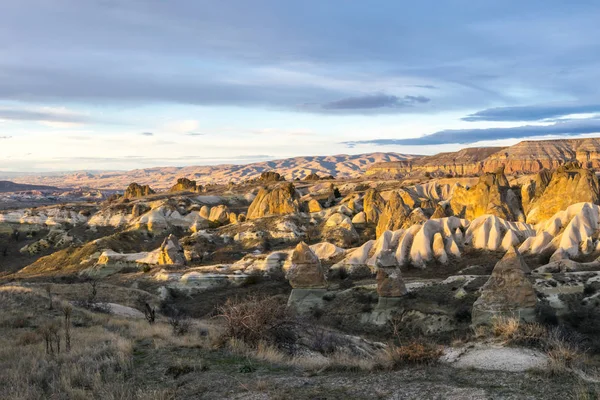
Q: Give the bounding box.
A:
[141,132,154,136]
[463,104,600,122]
[0,107,91,124]
[186,132,204,136]
[5,2,600,117]
[321,94,430,110]
[343,118,600,146]
[163,119,200,133]
[0,136,12,139]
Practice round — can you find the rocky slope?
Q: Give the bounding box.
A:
[367,137,600,177]
[5,152,418,190]
[367,147,504,178]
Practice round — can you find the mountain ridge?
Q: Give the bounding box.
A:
[5,152,420,190]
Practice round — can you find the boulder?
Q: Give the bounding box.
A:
[124,183,155,199]
[247,183,300,219]
[199,205,210,219]
[351,211,367,227]
[285,242,327,288]
[208,205,230,225]
[375,250,407,297]
[322,213,359,247]
[157,234,186,266]
[472,247,537,325]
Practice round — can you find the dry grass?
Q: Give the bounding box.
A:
[480,316,591,377]
[0,284,187,400]
[489,316,547,347]
[384,341,444,367]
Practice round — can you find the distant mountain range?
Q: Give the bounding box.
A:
[6,138,600,191]
[3,152,419,190]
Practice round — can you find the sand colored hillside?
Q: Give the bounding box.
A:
[6,152,419,190]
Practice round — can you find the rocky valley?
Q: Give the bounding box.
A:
[3,138,600,399]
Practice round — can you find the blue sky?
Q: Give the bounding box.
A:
[2,0,600,171]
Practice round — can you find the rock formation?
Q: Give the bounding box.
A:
[124,183,155,199]
[285,242,326,288]
[157,234,186,266]
[363,188,385,224]
[304,172,321,181]
[376,191,411,238]
[199,205,210,219]
[259,171,283,182]
[471,247,537,325]
[169,178,202,193]
[307,199,323,213]
[523,163,600,224]
[208,205,230,225]
[247,183,300,219]
[375,250,407,297]
[450,166,524,221]
[322,213,359,247]
[366,147,504,178]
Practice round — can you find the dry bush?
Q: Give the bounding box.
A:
[17,331,42,346]
[384,341,443,367]
[483,317,590,376]
[491,316,547,347]
[216,295,291,348]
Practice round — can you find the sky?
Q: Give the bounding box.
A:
[2,0,600,172]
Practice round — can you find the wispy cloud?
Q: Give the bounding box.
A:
[141,132,154,136]
[0,136,12,139]
[321,94,430,110]
[343,118,600,147]
[0,106,91,124]
[463,104,600,122]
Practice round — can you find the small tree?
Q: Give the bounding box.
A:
[63,304,72,352]
[144,303,156,324]
[87,279,98,304]
[45,284,53,310]
[39,322,61,355]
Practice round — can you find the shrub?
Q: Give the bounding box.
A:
[168,311,192,336]
[17,331,42,346]
[385,341,443,366]
[216,295,291,348]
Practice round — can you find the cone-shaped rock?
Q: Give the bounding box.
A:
[375,250,407,297]
[472,246,536,325]
[247,183,300,219]
[363,188,385,224]
[157,234,186,266]
[376,191,411,238]
[286,242,326,289]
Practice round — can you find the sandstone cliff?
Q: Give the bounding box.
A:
[366,137,600,178]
